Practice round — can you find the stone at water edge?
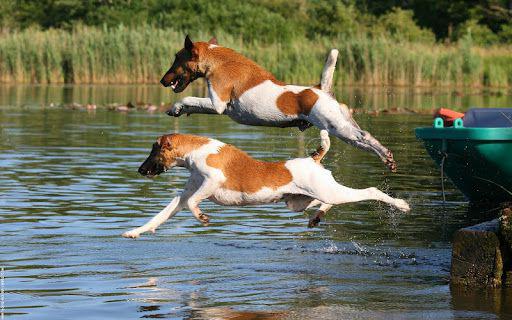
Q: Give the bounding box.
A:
[499,207,512,285]
[499,207,512,252]
[451,219,503,288]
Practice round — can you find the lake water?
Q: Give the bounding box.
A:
[1,85,511,319]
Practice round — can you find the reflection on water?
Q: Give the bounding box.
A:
[1,84,512,112]
[1,85,512,319]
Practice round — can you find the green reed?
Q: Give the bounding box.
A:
[0,25,511,87]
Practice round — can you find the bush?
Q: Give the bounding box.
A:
[306,0,359,38]
[498,24,512,44]
[149,0,298,43]
[376,8,435,43]
[454,19,500,45]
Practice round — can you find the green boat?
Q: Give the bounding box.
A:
[415,108,512,204]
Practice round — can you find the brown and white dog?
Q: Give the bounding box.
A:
[161,36,397,172]
[122,131,409,238]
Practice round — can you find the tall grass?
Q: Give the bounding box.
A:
[0,25,511,87]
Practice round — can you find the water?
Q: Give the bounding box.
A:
[1,85,511,319]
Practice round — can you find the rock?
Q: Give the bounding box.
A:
[451,219,503,287]
[505,271,512,287]
[499,208,512,252]
[499,207,512,287]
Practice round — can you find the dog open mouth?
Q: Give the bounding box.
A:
[143,170,161,179]
[168,76,186,93]
[140,165,168,179]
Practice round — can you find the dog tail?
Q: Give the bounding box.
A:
[311,130,331,163]
[320,49,362,130]
[320,49,338,94]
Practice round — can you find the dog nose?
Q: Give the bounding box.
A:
[160,78,168,87]
[138,166,147,175]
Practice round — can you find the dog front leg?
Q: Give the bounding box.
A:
[166,97,220,117]
[188,200,210,226]
[206,79,229,114]
[122,196,185,238]
[186,180,219,226]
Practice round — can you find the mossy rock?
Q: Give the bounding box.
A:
[499,208,512,252]
[451,219,503,287]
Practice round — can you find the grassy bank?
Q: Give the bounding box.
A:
[0,25,511,87]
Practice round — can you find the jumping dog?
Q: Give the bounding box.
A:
[122,131,409,238]
[161,36,397,172]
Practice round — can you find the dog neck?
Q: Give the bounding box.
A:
[198,45,257,78]
[162,134,211,169]
[194,43,282,99]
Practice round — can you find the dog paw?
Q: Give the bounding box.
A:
[385,151,397,172]
[166,102,185,117]
[308,217,321,228]
[394,199,410,213]
[198,213,210,226]
[122,230,141,239]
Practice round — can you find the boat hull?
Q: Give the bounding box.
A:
[415,127,512,204]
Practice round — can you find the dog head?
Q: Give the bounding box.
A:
[138,135,178,178]
[160,35,217,93]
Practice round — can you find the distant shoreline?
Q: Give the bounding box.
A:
[0,26,511,88]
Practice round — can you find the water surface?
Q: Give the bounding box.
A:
[1,85,511,319]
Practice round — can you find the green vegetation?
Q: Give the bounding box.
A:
[0,0,511,86]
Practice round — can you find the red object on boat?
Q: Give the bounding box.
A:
[434,108,465,126]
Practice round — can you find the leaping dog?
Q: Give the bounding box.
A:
[161,36,397,172]
[122,131,409,238]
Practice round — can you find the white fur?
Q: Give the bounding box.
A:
[207,80,228,114]
[122,131,410,238]
[321,49,338,93]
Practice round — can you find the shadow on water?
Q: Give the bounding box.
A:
[451,286,512,319]
[1,85,512,319]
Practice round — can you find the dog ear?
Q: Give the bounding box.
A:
[184,35,193,51]
[157,135,172,149]
[208,37,217,45]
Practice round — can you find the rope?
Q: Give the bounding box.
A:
[440,152,447,206]
[439,137,448,207]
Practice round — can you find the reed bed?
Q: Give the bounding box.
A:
[0,25,511,87]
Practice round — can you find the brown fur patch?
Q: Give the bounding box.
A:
[276,89,319,116]
[206,144,292,193]
[158,134,210,166]
[195,43,285,101]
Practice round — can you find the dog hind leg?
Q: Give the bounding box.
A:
[344,128,396,172]
[285,196,334,228]
[309,177,410,212]
[319,117,397,172]
[308,202,333,228]
[284,194,316,212]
